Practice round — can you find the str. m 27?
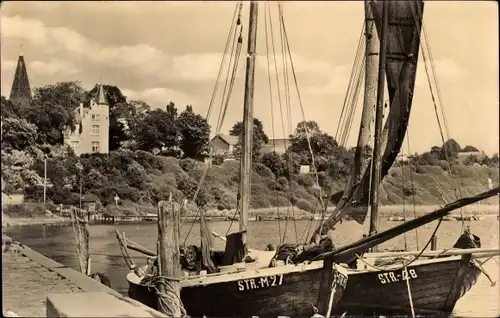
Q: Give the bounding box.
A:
[237,274,284,291]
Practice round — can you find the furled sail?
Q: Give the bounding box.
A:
[313,0,425,238]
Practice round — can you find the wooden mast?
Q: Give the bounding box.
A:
[354,0,379,182]
[368,0,389,243]
[239,1,258,246]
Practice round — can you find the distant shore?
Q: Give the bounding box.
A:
[2,213,71,228]
[3,203,497,228]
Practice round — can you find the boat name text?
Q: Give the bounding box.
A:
[334,271,348,289]
[237,274,284,291]
[378,268,417,284]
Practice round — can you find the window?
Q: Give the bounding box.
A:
[71,141,79,150]
[92,114,100,121]
[92,141,100,153]
[91,125,100,136]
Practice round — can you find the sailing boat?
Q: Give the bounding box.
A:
[301,0,500,316]
[125,2,348,317]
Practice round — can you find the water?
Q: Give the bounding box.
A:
[6,218,500,317]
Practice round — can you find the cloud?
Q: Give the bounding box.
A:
[171,53,231,81]
[304,63,351,95]
[306,58,466,96]
[256,53,333,77]
[121,87,199,110]
[2,58,80,77]
[1,15,169,80]
[31,60,80,76]
[415,58,466,88]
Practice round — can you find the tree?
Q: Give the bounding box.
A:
[1,117,38,151]
[461,145,479,152]
[261,151,287,178]
[229,118,269,159]
[133,109,177,151]
[293,120,321,138]
[1,96,22,119]
[441,139,461,159]
[177,105,210,159]
[288,120,339,164]
[25,81,85,145]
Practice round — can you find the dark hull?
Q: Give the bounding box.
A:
[129,263,347,317]
[334,256,481,316]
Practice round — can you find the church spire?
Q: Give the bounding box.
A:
[97,80,107,105]
[10,54,32,107]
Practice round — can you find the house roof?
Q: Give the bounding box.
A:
[212,134,239,146]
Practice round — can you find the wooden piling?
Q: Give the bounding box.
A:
[156,199,183,317]
[431,235,438,251]
[69,207,91,275]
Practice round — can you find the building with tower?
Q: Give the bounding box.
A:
[9,54,32,108]
[7,53,110,156]
[63,84,110,156]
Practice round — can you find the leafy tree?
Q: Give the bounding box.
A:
[133,109,177,151]
[441,139,461,159]
[261,151,287,178]
[25,81,85,145]
[293,120,321,138]
[288,120,339,164]
[409,151,440,166]
[1,117,38,151]
[177,105,210,159]
[461,145,480,152]
[1,96,23,119]
[86,84,127,107]
[229,118,269,159]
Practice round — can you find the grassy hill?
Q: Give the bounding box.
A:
[148,156,499,215]
[3,151,498,218]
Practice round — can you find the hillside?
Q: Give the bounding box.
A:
[118,154,500,214]
[2,148,498,218]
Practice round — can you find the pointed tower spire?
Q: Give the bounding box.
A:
[97,81,107,105]
[10,54,32,107]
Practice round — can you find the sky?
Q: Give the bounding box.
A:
[1,1,498,155]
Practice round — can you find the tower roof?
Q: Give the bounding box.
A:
[9,55,32,107]
[97,83,107,105]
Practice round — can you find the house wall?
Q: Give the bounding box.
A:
[210,136,231,155]
[260,139,289,154]
[2,192,25,205]
[64,101,109,156]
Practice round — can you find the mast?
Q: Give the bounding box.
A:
[354,0,379,181]
[368,0,389,240]
[239,1,258,246]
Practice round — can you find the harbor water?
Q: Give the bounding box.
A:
[5,218,499,317]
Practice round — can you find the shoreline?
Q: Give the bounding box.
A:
[2,213,72,228]
[2,203,498,228]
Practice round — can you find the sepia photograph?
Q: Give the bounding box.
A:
[1,1,499,317]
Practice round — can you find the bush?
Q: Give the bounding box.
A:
[212,154,225,165]
[3,203,47,217]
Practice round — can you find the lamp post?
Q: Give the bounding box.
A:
[76,162,83,210]
[43,156,47,208]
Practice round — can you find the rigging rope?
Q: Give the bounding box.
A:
[182,2,244,242]
[300,22,367,243]
[277,1,299,242]
[264,2,283,242]
[408,1,467,232]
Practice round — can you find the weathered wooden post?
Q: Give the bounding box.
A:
[431,235,438,251]
[69,206,91,275]
[156,198,184,317]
